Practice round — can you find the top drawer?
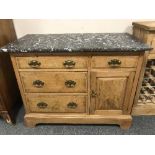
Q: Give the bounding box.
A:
[16,56,89,69]
[91,56,139,68]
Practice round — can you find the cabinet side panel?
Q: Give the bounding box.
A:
[10,56,29,113]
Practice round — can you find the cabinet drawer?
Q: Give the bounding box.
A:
[26,94,86,113]
[20,72,87,93]
[16,56,88,69]
[91,56,139,68]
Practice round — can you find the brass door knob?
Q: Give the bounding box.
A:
[37,102,48,109]
[63,60,76,69]
[108,59,121,67]
[65,80,76,88]
[33,80,44,88]
[67,102,78,109]
[28,60,41,68]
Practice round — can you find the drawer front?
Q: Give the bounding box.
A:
[91,56,139,68]
[26,94,86,113]
[16,56,88,69]
[20,72,87,93]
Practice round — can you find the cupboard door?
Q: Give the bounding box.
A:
[90,71,135,115]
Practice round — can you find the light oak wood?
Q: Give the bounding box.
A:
[133,21,155,31]
[148,53,155,59]
[11,56,29,113]
[16,56,89,69]
[24,113,132,129]
[94,110,122,115]
[126,54,144,114]
[133,25,155,48]
[96,77,126,110]
[90,71,135,114]
[132,52,149,115]
[132,104,155,115]
[11,53,144,128]
[26,94,87,113]
[132,21,155,115]
[18,68,88,72]
[87,56,91,114]
[20,71,88,93]
[151,38,155,51]
[91,56,139,68]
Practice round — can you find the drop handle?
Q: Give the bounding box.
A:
[28,60,41,68]
[65,80,76,88]
[67,102,78,109]
[37,102,48,109]
[108,59,121,67]
[63,60,76,69]
[33,80,44,88]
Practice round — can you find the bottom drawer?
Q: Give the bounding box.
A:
[26,94,87,113]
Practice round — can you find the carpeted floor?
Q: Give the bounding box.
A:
[0,107,155,135]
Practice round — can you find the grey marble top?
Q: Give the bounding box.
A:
[0,33,152,53]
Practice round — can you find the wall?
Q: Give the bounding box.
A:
[13,19,142,38]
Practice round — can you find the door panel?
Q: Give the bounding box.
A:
[96,77,127,110]
[90,71,135,114]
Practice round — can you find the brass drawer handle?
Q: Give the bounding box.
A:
[33,80,44,88]
[28,60,41,68]
[65,80,76,88]
[108,59,121,67]
[67,102,78,109]
[63,60,76,69]
[37,102,48,109]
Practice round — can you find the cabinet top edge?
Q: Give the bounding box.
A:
[0,33,152,53]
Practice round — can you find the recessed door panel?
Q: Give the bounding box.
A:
[90,71,135,114]
[96,77,127,110]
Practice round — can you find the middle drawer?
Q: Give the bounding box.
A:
[20,71,88,93]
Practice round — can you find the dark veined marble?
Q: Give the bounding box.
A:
[0,33,152,53]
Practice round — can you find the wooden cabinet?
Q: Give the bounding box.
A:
[0,20,21,124]
[11,53,144,129]
[132,21,155,115]
[90,71,135,115]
